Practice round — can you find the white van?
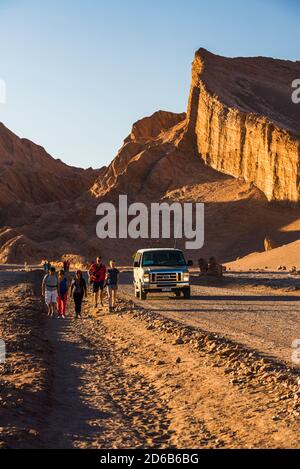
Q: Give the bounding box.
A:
[133,248,192,300]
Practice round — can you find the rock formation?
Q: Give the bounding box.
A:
[90,110,187,201]
[183,49,300,202]
[0,122,103,206]
[1,48,300,264]
[264,235,277,252]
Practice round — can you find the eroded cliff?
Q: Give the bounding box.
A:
[184,49,300,202]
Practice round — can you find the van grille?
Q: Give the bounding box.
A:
[151,272,181,283]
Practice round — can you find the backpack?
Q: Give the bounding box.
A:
[44,274,58,289]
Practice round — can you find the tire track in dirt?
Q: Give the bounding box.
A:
[96,297,300,448]
[41,305,173,448]
[0,272,49,449]
[2,270,300,449]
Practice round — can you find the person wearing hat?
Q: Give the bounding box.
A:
[70,270,87,319]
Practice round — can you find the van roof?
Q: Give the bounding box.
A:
[136,248,183,254]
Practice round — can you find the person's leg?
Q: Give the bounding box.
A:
[45,291,51,316]
[107,287,112,310]
[47,297,52,316]
[77,294,84,317]
[48,292,54,317]
[100,283,104,306]
[51,291,58,317]
[57,296,62,317]
[74,294,79,318]
[93,283,99,308]
[62,294,67,317]
[112,287,116,308]
[94,291,99,308]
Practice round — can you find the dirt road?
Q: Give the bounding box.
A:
[119,271,300,367]
[0,270,299,449]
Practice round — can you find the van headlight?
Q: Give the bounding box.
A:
[143,273,150,283]
[183,272,189,282]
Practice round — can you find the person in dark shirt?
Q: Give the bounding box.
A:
[57,269,68,318]
[106,260,120,312]
[70,270,87,319]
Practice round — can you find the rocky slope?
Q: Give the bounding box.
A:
[183,49,300,202]
[93,50,300,205]
[90,110,188,201]
[0,123,106,263]
[0,122,103,206]
[1,49,300,264]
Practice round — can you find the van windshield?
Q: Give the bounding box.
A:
[142,250,186,267]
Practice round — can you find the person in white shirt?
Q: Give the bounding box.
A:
[42,266,58,317]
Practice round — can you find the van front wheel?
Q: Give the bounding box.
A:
[139,286,147,300]
[183,287,191,299]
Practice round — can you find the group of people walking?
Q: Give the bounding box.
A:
[41,256,120,319]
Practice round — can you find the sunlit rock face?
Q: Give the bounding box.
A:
[185,48,300,202]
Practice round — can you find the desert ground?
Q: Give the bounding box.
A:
[0,267,299,449]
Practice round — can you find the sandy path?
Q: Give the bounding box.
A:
[38,297,300,449]
[1,270,300,448]
[119,272,300,367]
[42,312,171,448]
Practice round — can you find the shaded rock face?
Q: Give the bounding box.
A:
[90,110,187,201]
[0,227,43,263]
[184,49,300,202]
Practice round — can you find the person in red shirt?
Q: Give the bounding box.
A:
[88,256,106,308]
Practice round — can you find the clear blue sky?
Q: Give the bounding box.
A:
[0,0,299,168]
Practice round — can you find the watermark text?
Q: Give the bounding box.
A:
[96,195,204,250]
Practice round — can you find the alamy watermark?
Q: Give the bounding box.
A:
[96,195,204,250]
[0,79,6,104]
[291,79,300,104]
[0,339,6,363]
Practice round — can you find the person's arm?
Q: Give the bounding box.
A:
[42,277,46,297]
[70,280,74,295]
[83,279,87,297]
